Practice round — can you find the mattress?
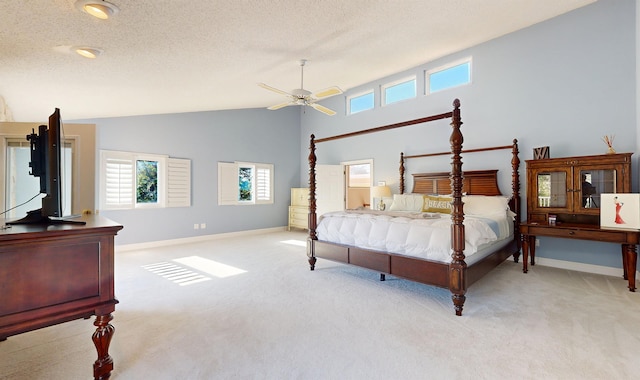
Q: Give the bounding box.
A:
[316,209,514,264]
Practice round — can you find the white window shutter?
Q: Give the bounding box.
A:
[218,162,238,205]
[167,158,191,207]
[255,164,273,204]
[101,151,134,209]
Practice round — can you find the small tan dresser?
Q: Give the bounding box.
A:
[289,187,309,230]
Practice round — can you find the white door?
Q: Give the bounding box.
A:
[316,164,344,218]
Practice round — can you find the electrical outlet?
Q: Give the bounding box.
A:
[194,224,199,230]
[535,239,540,247]
[200,223,206,229]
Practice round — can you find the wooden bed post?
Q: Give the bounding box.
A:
[449,99,467,316]
[307,134,318,270]
[511,138,522,262]
[399,152,405,194]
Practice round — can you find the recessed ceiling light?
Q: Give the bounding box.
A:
[75,0,120,20]
[73,47,103,59]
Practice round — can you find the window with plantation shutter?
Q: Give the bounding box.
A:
[99,150,190,210]
[218,161,273,205]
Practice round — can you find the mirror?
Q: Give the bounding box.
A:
[580,169,616,209]
[537,172,567,208]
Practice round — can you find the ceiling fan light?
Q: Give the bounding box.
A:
[260,59,340,116]
[73,46,103,59]
[75,1,120,19]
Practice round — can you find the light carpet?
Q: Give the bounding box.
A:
[1,230,639,379]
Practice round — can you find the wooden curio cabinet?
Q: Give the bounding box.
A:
[521,152,638,292]
[526,153,632,226]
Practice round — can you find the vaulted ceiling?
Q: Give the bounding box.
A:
[0,0,595,121]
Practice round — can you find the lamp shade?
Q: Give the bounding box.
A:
[371,186,391,198]
[371,186,392,211]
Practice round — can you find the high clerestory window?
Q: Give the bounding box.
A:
[347,90,375,114]
[382,76,416,106]
[426,58,471,94]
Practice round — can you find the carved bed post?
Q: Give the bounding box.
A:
[448,98,467,316]
[307,134,318,270]
[511,139,522,262]
[399,152,405,194]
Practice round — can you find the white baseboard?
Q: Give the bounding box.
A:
[116,226,287,252]
[535,257,640,279]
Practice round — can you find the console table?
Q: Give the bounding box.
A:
[521,223,638,291]
[0,215,123,379]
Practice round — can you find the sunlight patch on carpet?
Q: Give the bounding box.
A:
[281,239,306,247]
[141,262,212,286]
[173,256,247,278]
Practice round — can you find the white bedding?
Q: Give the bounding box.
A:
[316,209,514,264]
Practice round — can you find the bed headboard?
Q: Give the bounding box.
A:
[412,170,502,196]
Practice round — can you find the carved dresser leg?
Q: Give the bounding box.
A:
[92,313,115,380]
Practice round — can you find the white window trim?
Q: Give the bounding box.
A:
[347,89,375,115]
[381,76,416,106]
[218,161,274,206]
[425,57,472,95]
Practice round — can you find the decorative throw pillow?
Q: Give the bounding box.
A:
[422,195,453,214]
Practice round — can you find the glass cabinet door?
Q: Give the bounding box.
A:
[536,171,567,208]
[579,169,616,210]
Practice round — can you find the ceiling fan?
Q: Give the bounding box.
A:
[259,59,343,116]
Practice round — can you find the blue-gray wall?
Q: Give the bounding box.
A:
[78,107,301,245]
[78,0,637,271]
[300,0,637,269]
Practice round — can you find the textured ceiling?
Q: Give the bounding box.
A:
[0,0,595,121]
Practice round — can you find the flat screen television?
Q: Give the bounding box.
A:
[7,108,85,225]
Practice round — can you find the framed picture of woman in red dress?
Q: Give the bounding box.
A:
[600,193,640,230]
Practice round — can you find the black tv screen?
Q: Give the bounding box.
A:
[8,108,84,225]
[40,108,63,218]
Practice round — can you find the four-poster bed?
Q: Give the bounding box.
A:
[306,99,521,316]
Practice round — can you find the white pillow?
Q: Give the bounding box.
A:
[463,195,511,216]
[388,194,424,211]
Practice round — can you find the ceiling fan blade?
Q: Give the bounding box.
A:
[267,101,294,110]
[309,103,337,116]
[258,83,292,97]
[312,86,343,99]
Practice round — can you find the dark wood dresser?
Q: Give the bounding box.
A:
[0,215,123,379]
